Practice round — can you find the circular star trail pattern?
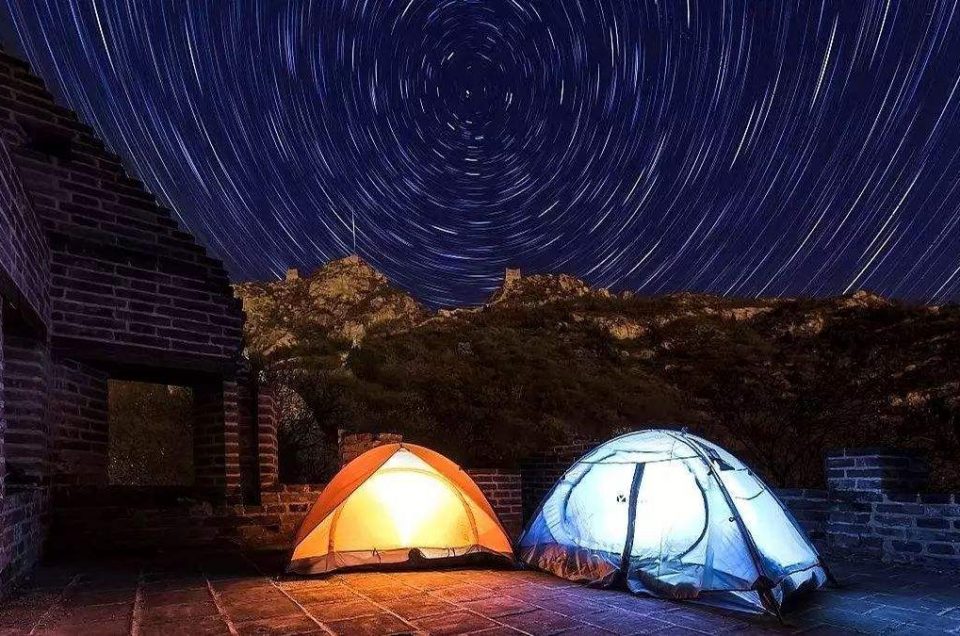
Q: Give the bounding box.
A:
[4,1,960,306]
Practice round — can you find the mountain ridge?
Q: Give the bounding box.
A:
[233,257,959,487]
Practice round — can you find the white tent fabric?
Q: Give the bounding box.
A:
[518,430,830,615]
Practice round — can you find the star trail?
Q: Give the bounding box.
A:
[2,1,960,307]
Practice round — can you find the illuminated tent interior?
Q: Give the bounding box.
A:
[518,430,831,616]
[288,443,514,575]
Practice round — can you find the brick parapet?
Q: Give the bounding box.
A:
[337,431,403,467]
[466,468,523,539]
[47,484,325,554]
[826,448,929,493]
[519,440,598,521]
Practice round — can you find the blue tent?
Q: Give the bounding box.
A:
[518,430,831,616]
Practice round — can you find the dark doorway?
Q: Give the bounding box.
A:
[108,380,194,486]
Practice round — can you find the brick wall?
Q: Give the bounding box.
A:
[776,488,830,545]
[257,389,278,491]
[467,469,523,539]
[193,380,241,500]
[338,431,403,466]
[0,486,48,594]
[0,51,243,372]
[0,48,252,596]
[822,449,959,568]
[769,450,960,570]
[48,357,108,486]
[826,449,929,492]
[48,483,324,554]
[0,137,49,329]
[1,335,48,482]
[519,440,597,521]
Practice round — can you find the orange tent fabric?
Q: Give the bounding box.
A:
[287,443,514,574]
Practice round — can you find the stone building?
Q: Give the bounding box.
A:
[0,50,277,592]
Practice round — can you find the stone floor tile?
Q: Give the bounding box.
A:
[378,592,458,620]
[13,565,79,592]
[234,612,324,635]
[460,595,537,618]
[354,583,421,602]
[384,571,458,591]
[141,600,221,624]
[533,592,609,616]
[793,625,864,634]
[277,578,338,590]
[496,608,586,635]
[38,600,133,627]
[324,612,415,635]
[213,578,278,595]
[792,606,903,634]
[0,591,60,630]
[303,597,381,622]
[430,583,499,603]
[137,614,234,636]
[34,617,130,636]
[142,586,213,608]
[140,576,209,594]
[576,607,673,635]
[220,595,300,623]
[657,607,749,633]
[467,628,526,636]
[7,555,960,635]
[61,586,136,607]
[456,571,517,590]
[289,583,361,605]
[411,609,500,635]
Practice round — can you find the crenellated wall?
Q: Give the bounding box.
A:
[0,48,253,596]
[0,51,242,373]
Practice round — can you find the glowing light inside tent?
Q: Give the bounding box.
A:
[288,443,513,575]
[632,461,708,560]
[558,462,635,553]
[519,430,828,615]
[359,469,465,547]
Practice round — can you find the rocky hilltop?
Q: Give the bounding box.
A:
[234,255,428,355]
[235,263,960,487]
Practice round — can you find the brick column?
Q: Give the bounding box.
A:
[193,379,241,501]
[338,431,402,467]
[257,386,279,491]
[825,448,931,559]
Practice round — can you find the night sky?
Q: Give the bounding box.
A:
[3,1,960,307]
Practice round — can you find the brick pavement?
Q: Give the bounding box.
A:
[0,552,958,634]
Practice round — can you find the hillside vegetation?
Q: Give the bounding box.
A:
[236,257,960,488]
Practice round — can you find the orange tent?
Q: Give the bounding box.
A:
[287,443,514,575]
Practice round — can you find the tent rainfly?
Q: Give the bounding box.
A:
[518,430,831,616]
[288,443,514,575]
